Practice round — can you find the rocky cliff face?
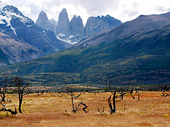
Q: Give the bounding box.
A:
[85,15,122,38]
[69,15,85,42]
[36,11,54,31]
[75,12,170,48]
[50,18,58,33]
[56,8,70,40]
[0,2,71,66]
[0,2,70,53]
[36,9,122,44]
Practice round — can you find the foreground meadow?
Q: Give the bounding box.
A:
[0,91,170,127]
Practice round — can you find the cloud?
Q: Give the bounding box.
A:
[155,6,170,13]
[128,10,139,17]
[18,5,31,15]
[2,0,170,24]
[23,0,123,23]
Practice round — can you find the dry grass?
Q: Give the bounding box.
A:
[0,91,170,127]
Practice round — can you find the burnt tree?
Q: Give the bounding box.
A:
[0,74,10,102]
[41,85,48,94]
[108,91,116,114]
[130,88,135,99]
[0,100,17,115]
[12,76,31,113]
[66,86,88,113]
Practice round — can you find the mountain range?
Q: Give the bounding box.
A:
[36,8,122,44]
[1,10,170,85]
[0,1,122,66]
[0,2,71,66]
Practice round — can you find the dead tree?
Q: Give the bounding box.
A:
[97,106,105,115]
[130,88,135,99]
[138,91,140,100]
[161,90,169,97]
[12,76,31,113]
[120,92,124,100]
[119,89,126,100]
[71,101,89,113]
[0,100,17,115]
[36,90,41,96]
[0,75,10,102]
[108,91,116,114]
[55,88,64,97]
[66,86,88,113]
[41,85,48,94]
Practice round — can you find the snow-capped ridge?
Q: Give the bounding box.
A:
[0,2,34,34]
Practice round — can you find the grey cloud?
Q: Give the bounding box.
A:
[128,10,139,17]
[4,0,170,24]
[74,0,122,16]
[34,0,122,16]
[155,6,170,12]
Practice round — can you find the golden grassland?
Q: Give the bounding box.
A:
[0,91,170,127]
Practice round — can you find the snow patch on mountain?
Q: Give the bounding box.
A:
[57,34,77,45]
[0,2,34,37]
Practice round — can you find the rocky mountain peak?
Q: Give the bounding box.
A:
[36,8,122,44]
[38,11,49,21]
[36,10,54,31]
[0,2,34,38]
[2,5,23,16]
[70,15,84,42]
[56,8,70,39]
[85,15,122,38]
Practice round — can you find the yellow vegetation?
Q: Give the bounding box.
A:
[0,91,170,126]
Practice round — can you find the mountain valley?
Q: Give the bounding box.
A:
[0,1,170,86]
[1,11,170,85]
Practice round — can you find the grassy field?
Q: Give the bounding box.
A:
[0,91,170,127]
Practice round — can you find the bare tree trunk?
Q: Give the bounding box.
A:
[130,88,135,99]
[12,76,31,114]
[0,101,17,115]
[112,91,116,113]
[121,92,124,100]
[19,95,23,113]
[108,91,116,114]
[138,91,140,100]
[2,93,5,101]
[71,95,76,113]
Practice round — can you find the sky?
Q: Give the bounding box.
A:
[1,0,170,25]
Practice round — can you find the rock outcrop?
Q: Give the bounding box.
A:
[36,11,54,31]
[69,15,85,42]
[36,9,122,44]
[56,8,70,39]
[85,15,122,38]
[0,2,71,66]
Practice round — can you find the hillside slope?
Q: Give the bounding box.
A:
[0,32,45,66]
[0,1,71,66]
[1,13,170,85]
